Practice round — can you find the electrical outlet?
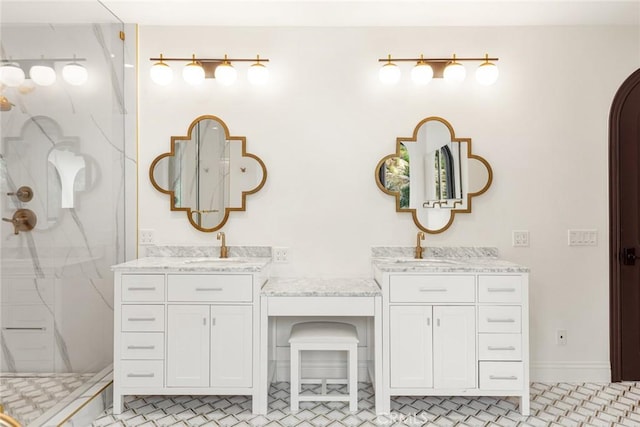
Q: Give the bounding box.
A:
[139,229,155,245]
[273,247,289,263]
[512,230,530,247]
[556,329,567,345]
[568,229,598,246]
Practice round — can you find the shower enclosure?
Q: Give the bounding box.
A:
[0,2,135,425]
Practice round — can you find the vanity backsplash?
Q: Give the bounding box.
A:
[144,245,272,258]
[371,246,499,259]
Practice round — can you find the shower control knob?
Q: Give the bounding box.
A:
[2,208,37,235]
[7,185,34,202]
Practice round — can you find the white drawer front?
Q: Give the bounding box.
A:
[390,275,475,303]
[122,275,165,302]
[478,306,521,333]
[478,276,522,303]
[167,274,252,302]
[121,333,164,360]
[479,361,524,390]
[120,360,163,388]
[121,305,164,332]
[478,334,522,360]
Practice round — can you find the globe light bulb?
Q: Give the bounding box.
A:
[0,63,25,87]
[475,54,499,86]
[182,54,205,85]
[379,55,400,85]
[29,65,56,86]
[62,62,88,86]
[247,55,269,86]
[443,54,466,84]
[215,55,237,86]
[411,57,433,85]
[150,54,173,86]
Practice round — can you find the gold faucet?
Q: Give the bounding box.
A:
[415,231,425,259]
[217,232,228,258]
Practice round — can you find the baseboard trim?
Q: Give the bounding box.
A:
[531,361,611,382]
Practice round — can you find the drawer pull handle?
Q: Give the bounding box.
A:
[127,373,155,378]
[127,287,156,291]
[2,327,46,331]
[489,375,518,380]
[195,287,223,291]
[419,288,447,292]
[488,346,516,351]
[127,345,155,350]
[127,317,156,322]
[487,288,516,293]
[487,318,515,323]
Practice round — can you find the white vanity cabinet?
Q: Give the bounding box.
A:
[112,258,269,415]
[374,263,530,415]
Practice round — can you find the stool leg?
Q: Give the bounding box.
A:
[349,345,358,412]
[290,345,299,412]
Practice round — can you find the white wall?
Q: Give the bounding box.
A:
[138,25,639,381]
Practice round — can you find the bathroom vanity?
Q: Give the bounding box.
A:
[372,248,530,415]
[111,253,271,415]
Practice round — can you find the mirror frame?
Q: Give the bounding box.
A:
[149,115,267,232]
[375,116,493,234]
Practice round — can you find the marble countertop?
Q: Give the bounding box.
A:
[111,256,271,272]
[372,256,529,273]
[261,278,381,296]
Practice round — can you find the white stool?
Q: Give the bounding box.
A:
[288,321,359,412]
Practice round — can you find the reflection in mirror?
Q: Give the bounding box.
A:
[376,116,492,233]
[150,115,267,232]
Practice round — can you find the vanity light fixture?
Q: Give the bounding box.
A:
[378,53,499,85]
[149,53,270,86]
[0,56,88,87]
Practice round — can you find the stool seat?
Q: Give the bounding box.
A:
[289,322,360,344]
[289,321,359,412]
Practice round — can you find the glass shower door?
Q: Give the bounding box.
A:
[0,2,134,424]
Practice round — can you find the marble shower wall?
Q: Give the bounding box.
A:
[0,20,136,373]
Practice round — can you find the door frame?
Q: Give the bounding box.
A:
[609,68,640,382]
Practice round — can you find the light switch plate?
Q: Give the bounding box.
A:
[139,229,155,245]
[568,229,597,246]
[512,230,529,247]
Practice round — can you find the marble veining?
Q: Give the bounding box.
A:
[145,245,272,258]
[111,256,271,272]
[261,277,381,296]
[372,256,529,273]
[371,246,499,258]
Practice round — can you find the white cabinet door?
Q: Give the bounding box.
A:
[389,305,433,388]
[433,306,476,389]
[210,305,253,387]
[167,305,210,387]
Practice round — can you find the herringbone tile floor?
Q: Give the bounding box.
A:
[90,382,640,426]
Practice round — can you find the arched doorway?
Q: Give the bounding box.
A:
[610,68,640,381]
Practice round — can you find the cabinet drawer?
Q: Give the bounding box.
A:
[478,306,521,333]
[121,305,164,332]
[478,276,522,303]
[167,274,252,302]
[120,360,163,388]
[122,275,165,302]
[479,361,524,390]
[478,334,522,360]
[390,275,475,303]
[121,333,164,360]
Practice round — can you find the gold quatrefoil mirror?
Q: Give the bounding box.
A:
[375,116,492,233]
[150,115,267,232]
